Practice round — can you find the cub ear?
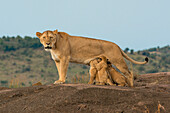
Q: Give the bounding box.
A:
[36,32,42,38]
[53,29,58,35]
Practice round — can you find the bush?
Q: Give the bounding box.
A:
[150,54,156,59]
[41,74,44,78]
[138,66,145,71]
[147,69,158,73]
[148,47,157,52]
[79,71,85,75]
[130,49,134,54]
[137,51,141,54]
[82,65,88,69]
[26,58,31,62]
[0,55,6,60]
[142,51,150,56]
[124,48,129,53]
[22,66,31,72]
[29,81,32,86]
[29,75,34,78]
[1,80,8,84]
[4,45,16,52]
[21,82,25,86]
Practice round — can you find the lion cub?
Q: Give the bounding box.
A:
[107,61,134,87]
[107,62,127,86]
[88,56,114,85]
[89,56,130,86]
[88,58,99,85]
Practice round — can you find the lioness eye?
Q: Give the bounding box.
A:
[50,37,53,39]
[43,37,45,39]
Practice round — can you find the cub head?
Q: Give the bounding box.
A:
[36,29,58,51]
[99,56,107,63]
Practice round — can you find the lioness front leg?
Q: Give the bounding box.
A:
[54,57,70,84]
[54,60,61,78]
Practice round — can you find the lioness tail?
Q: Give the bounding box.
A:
[120,48,149,65]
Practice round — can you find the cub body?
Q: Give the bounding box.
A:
[107,63,127,86]
[89,56,114,85]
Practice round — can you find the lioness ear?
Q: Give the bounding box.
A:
[53,29,58,35]
[36,32,42,38]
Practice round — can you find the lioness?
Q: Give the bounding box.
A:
[36,29,148,86]
[88,56,114,85]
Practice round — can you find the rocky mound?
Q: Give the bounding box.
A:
[0,72,169,113]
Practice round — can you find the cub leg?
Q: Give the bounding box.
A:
[88,67,97,84]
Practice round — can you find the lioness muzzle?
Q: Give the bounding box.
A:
[45,46,52,49]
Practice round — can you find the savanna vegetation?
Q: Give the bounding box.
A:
[0,36,169,87]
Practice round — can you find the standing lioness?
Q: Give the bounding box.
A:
[36,29,148,86]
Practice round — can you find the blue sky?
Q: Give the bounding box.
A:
[0,0,169,50]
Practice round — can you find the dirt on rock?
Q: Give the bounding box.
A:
[0,72,170,113]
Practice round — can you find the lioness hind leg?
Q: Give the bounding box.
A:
[99,82,105,85]
[118,83,126,86]
[125,71,134,87]
[117,66,133,87]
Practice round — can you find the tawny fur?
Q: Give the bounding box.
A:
[96,56,114,85]
[88,56,114,85]
[36,29,148,85]
[107,64,127,86]
[88,59,99,85]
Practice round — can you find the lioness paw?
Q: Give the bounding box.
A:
[88,81,94,85]
[53,80,65,84]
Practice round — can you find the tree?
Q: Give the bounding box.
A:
[137,51,141,54]
[2,36,6,39]
[142,51,150,56]
[4,45,16,52]
[124,48,129,53]
[16,35,22,43]
[130,49,134,54]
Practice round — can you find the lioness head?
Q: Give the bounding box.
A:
[36,30,58,51]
